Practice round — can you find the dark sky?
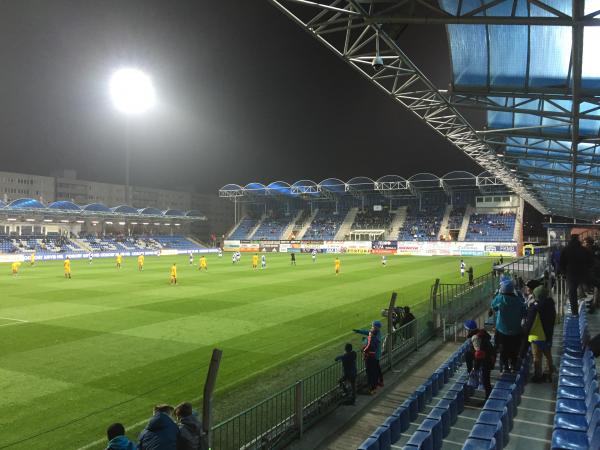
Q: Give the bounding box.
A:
[0,0,481,193]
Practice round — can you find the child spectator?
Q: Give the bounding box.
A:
[335,343,357,405]
[463,320,495,399]
[105,423,136,450]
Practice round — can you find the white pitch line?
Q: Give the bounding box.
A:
[0,316,28,323]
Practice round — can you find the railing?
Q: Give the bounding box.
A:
[211,252,550,450]
[501,247,550,280]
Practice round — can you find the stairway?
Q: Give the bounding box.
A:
[282,210,303,240]
[458,205,473,241]
[437,204,453,240]
[247,214,267,240]
[73,238,92,252]
[334,207,359,240]
[226,215,246,239]
[296,208,319,240]
[385,206,408,240]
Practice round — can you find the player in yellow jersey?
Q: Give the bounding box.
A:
[335,257,341,275]
[30,252,35,266]
[64,257,71,279]
[116,254,122,269]
[252,253,259,269]
[137,254,144,271]
[170,263,177,285]
[199,255,207,271]
[11,261,21,276]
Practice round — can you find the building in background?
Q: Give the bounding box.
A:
[0,169,220,241]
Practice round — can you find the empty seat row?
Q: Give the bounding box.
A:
[552,305,600,450]
[358,341,471,450]
[462,352,531,450]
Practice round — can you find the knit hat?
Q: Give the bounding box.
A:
[372,320,382,329]
[533,285,550,300]
[464,320,477,331]
[500,279,514,294]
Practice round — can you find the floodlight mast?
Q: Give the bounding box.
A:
[109,67,156,205]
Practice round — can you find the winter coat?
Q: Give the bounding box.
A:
[362,329,381,361]
[560,240,593,282]
[177,414,204,450]
[138,412,179,450]
[335,351,357,378]
[524,288,556,344]
[106,436,136,450]
[491,292,526,336]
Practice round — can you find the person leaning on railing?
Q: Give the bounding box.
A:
[335,343,357,405]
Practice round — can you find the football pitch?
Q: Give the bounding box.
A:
[0,253,493,449]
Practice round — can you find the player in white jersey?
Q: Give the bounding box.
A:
[381,255,387,266]
[460,259,466,277]
[189,252,194,265]
[218,248,223,257]
[236,252,241,262]
[88,253,93,264]
[261,254,266,269]
[311,249,317,263]
[232,253,236,264]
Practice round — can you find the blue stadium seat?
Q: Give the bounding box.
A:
[435,398,457,425]
[469,423,503,450]
[444,389,464,414]
[406,430,433,450]
[357,436,379,450]
[402,397,419,422]
[382,415,401,444]
[462,437,497,450]
[393,406,410,432]
[428,407,450,437]
[418,418,442,450]
[477,410,509,443]
[370,425,391,450]
[417,382,433,404]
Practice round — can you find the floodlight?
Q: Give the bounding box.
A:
[109,68,156,115]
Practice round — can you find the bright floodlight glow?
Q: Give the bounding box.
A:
[109,68,156,115]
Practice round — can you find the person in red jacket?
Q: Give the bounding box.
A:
[464,320,495,399]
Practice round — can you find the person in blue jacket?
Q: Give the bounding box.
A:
[138,405,179,450]
[105,423,136,450]
[491,277,526,372]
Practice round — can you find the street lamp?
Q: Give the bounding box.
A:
[109,67,156,205]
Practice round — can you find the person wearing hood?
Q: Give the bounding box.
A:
[138,405,179,450]
[105,423,136,450]
[174,402,205,450]
[463,320,495,399]
[491,277,526,372]
[524,286,557,382]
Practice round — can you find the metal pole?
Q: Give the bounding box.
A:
[387,292,397,369]
[294,380,304,437]
[125,119,131,205]
[202,348,223,450]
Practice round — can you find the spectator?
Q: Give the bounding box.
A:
[354,321,382,394]
[468,267,474,286]
[105,423,136,450]
[491,277,526,372]
[401,306,415,326]
[560,234,593,315]
[174,402,204,450]
[335,343,357,405]
[138,404,179,450]
[463,320,494,399]
[524,286,557,382]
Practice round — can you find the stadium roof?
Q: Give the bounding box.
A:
[219,171,506,200]
[266,0,600,220]
[0,198,205,220]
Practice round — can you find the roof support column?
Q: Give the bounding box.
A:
[571,0,584,217]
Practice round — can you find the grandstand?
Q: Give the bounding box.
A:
[220,172,523,246]
[0,198,208,258]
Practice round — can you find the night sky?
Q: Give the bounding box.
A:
[0,0,481,193]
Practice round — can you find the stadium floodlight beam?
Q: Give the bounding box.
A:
[109,67,156,206]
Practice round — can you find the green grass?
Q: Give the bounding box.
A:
[0,253,493,449]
